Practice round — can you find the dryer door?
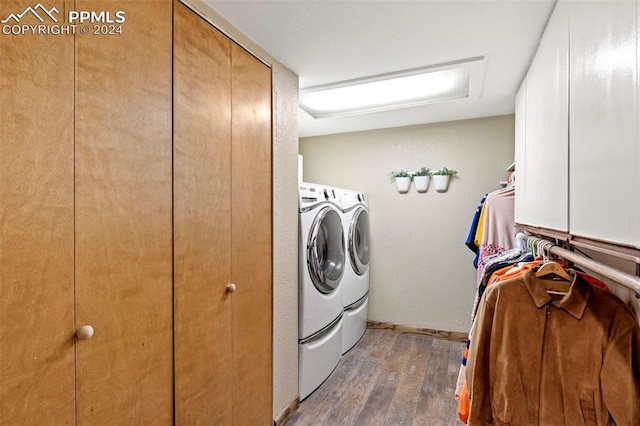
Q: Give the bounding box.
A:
[349,208,370,275]
[307,207,345,294]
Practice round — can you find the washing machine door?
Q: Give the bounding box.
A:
[307,207,345,294]
[349,208,370,275]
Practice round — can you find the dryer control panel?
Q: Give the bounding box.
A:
[299,182,341,210]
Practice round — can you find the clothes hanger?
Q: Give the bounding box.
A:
[536,260,573,279]
[534,240,573,295]
[537,240,545,259]
[535,262,573,295]
[528,237,537,258]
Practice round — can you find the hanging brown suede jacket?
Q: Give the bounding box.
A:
[466,269,640,425]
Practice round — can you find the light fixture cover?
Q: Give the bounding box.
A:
[299,57,484,119]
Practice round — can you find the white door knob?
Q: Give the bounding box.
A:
[77,325,94,341]
[227,283,237,293]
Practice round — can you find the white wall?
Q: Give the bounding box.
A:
[271,64,300,417]
[300,115,515,333]
[184,1,300,419]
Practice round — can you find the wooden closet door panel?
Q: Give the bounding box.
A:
[173,2,233,424]
[74,1,173,423]
[231,44,273,424]
[0,1,75,423]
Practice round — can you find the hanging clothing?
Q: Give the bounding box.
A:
[473,201,487,249]
[457,258,550,422]
[475,186,516,285]
[456,255,533,421]
[466,269,640,425]
[471,250,531,322]
[465,193,488,268]
[456,260,612,424]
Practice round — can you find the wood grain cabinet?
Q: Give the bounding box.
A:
[0,0,76,422]
[0,0,272,424]
[1,0,173,423]
[173,2,273,424]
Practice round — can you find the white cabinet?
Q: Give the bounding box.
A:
[517,0,640,249]
[514,79,527,224]
[569,0,640,247]
[516,1,569,231]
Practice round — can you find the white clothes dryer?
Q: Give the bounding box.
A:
[340,189,370,307]
[299,183,345,339]
[340,188,370,354]
[298,182,345,399]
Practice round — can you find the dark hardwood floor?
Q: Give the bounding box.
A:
[287,328,465,425]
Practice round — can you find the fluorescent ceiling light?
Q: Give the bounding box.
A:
[299,57,485,119]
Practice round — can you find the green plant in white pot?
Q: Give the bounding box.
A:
[431,167,457,192]
[412,167,431,193]
[389,170,412,193]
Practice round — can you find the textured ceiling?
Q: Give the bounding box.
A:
[205,0,556,137]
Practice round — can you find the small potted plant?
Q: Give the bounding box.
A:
[412,167,431,193]
[431,167,457,192]
[389,170,412,193]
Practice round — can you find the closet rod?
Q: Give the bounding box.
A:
[549,245,640,298]
[519,233,640,298]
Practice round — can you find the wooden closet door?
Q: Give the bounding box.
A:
[0,1,75,423]
[231,44,273,424]
[74,1,173,423]
[173,2,233,423]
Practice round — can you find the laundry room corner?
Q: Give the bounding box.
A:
[299,115,515,335]
[5,0,640,423]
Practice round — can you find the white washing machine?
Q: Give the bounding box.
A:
[298,182,345,400]
[340,189,370,354]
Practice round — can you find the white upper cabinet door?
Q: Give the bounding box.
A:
[514,79,527,225]
[569,0,639,247]
[522,1,570,231]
